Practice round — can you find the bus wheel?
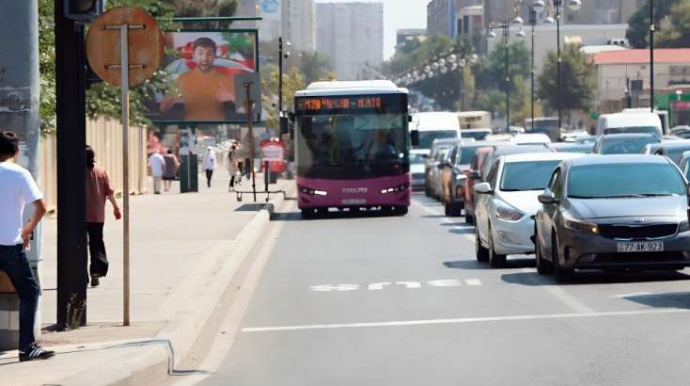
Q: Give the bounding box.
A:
[301,209,316,219]
[395,206,409,216]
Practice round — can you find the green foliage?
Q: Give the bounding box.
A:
[300,51,335,84]
[38,0,56,134]
[537,44,596,118]
[261,65,305,130]
[657,0,690,48]
[626,0,680,48]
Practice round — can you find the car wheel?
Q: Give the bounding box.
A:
[488,225,507,268]
[535,227,553,275]
[465,212,474,225]
[449,203,462,217]
[444,202,452,216]
[475,226,489,262]
[424,183,431,197]
[552,232,573,282]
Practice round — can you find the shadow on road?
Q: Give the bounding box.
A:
[501,270,690,287]
[624,292,690,310]
[440,222,468,227]
[449,228,474,235]
[444,257,535,270]
[271,210,405,222]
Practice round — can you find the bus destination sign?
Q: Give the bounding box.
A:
[296,96,383,112]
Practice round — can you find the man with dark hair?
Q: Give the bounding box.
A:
[0,131,54,361]
[86,145,121,287]
[160,37,237,121]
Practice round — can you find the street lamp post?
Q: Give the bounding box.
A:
[549,0,581,131]
[488,22,512,129]
[514,0,545,132]
[278,38,290,140]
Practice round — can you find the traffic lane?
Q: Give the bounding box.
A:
[204,312,690,386]
[240,200,582,329]
[415,194,690,314]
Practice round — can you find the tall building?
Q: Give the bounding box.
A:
[316,2,384,80]
[427,0,482,38]
[283,0,316,52]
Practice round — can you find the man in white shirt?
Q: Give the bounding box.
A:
[148,150,166,194]
[202,146,217,188]
[0,131,54,361]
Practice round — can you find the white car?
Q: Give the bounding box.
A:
[511,133,552,145]
[473,152,585,267]
[410,149,430,190]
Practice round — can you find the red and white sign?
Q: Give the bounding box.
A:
[260,140,286,173]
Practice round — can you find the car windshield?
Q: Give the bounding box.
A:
[599,136,660,154]
[410,153,426,164]
[457,146,480,166]
[462,131,490,141]
[419,130,458,149]
[568,163,686,198]
[500,160,562,191]
[605,126,659,135]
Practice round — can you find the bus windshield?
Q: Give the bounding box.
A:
[297,113,408,179]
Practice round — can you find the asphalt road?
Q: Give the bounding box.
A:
[186,194,690,386]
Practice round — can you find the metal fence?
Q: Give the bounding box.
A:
[40,117,148,213]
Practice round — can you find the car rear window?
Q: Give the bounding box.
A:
[599,136,660,154]
[568,163,686,198]
[500,160,562,191]
[458,146,480,165]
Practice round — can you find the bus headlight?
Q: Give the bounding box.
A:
[381,183,409,194]
[299,186,327,196]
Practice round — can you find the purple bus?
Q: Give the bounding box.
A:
[293,81,411,218]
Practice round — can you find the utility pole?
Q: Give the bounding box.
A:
[55,0,89,327]
[649,0,655,111]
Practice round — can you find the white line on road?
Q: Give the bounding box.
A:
[465,279,482,286]
[243,308,689,333]
[608,292,652,299]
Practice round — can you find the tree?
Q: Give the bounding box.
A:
[626,0,679,48]
[261,65,305,130]
[537,44,596,121]
[38,0,56,134]
[299,51,335,84]
[657,0,690,48]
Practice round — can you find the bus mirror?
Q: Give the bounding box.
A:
[411,130,420,147]
[408,116,413,123]
[280,116,289,134]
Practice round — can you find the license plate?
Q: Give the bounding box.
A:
[342,198,367,205]
[617,241,664,253]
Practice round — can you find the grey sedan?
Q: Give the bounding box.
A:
[535,155,690,281]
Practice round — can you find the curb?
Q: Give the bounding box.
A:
[55,182,294,386]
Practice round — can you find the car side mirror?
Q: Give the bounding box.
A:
[538,191,557,205]
[411,130,420,147]
[474,182,493,194]
[469,170,481,180]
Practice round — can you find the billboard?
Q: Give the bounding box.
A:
[144,30,261,124]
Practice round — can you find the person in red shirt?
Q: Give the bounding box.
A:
[86,146,121,287]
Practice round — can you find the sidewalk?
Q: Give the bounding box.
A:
[0,172,293,386]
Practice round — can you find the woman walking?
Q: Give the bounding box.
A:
[163,149,179,192]
[227,145,238,192]
[202,146,217,188]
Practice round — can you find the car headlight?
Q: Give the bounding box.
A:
[495,200,524,221]
[678,220,690,233]
[563,213,599,234]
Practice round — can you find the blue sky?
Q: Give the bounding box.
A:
[316,0,429,60]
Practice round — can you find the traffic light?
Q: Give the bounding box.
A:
[64,0,104,21]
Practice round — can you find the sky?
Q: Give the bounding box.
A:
[316,0,429,60]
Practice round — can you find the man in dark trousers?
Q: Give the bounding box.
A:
[0,131,54,361]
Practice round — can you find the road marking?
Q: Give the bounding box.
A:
[309,284,360,292]
[465,279,482,286]
[310,279,481,291]
[519,268,595,313]
[609,292,652,299]
[243,308,690,333]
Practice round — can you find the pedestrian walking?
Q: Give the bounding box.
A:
[0,131,54,361]
[148,149,166,194]
[202,146,217,188]
[86,146,121,287]
[163,149,179,192]
[227,145,238,192]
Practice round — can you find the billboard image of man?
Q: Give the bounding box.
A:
[160,38,237,122]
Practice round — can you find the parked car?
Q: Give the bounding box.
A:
[467,144,554,224]
[550,142,594,154]
[474,153,585,267]
[642,140,690,166]
[465,146,499,224]
[425,139,457,196]
[410,149,430,191]
[679,150,690,180]
[443,141,495,216]
[461,128,492,141]
[593,133,660,155]
[535,155,690,281]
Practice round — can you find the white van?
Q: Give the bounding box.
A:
[597,111,663,138]
[412,112,461,149]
